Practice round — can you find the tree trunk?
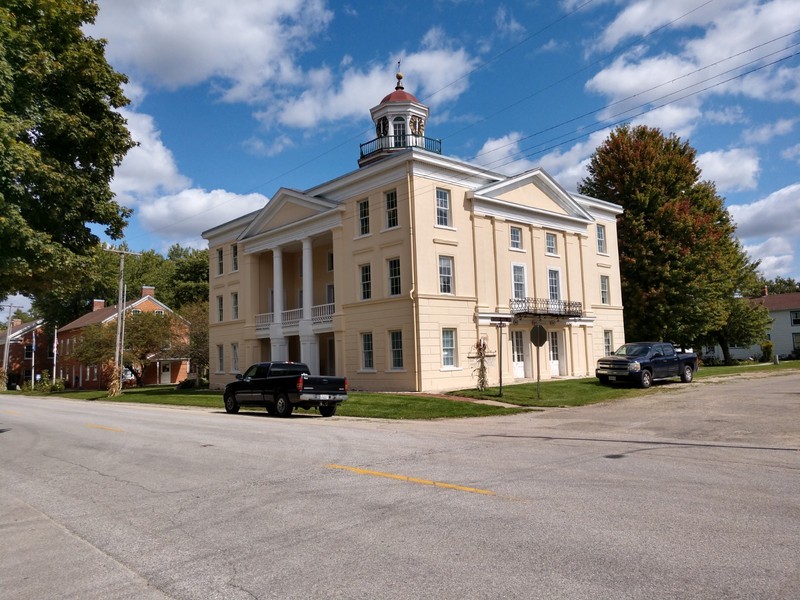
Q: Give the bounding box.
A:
[716,334,733,365]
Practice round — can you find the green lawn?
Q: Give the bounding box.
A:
[3,360,797,418]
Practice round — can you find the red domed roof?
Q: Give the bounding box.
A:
[380,72,420,104]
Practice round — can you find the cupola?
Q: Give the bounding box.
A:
[358,72,441,167]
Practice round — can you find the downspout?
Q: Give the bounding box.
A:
[407,160,422,391]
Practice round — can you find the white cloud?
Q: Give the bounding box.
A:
[137,189,268,249]
[782,144,800,163]
[743,118,797,144]
[471,132,538,175]
[91,0,333,101]
[697,148,760,192]
[494,6,525,39]
[742,237,796,278]
[112,109,191,205]
[728,183,800,238]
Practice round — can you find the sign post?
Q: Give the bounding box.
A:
[530,324,547,400]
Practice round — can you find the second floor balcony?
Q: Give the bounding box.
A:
[255,303,334,333]
[509,297,583,319]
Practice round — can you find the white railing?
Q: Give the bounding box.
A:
[312,303,334,323]
[256,304,334,331]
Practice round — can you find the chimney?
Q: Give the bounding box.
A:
[93,299,106,311]
[11,318,22,327]
[141,285,155,298]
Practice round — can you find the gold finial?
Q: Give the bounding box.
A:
[395,71,404,90]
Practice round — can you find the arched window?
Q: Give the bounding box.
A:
[392,117,406,148]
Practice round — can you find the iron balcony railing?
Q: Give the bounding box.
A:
[359,135,442,159]
[509,297,583,318]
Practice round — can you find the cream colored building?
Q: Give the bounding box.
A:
[203,74,624,392]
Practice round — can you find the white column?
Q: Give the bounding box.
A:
[301,238,312,321]
[270,247,288,361]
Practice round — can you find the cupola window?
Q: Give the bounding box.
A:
[392,117,406,148]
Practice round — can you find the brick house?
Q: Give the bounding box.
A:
[57,286,190,389]
[0,318,52,389]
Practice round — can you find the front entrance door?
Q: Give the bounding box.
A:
[549,331,560,377]
[161,362,171,384]
[511,330,525,378]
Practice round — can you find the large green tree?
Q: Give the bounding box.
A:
[578,124,760,348]
[759,276,800,295]
[0,0,134,300]
[175,300,209,385]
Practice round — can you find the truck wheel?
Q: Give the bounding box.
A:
[224,393,240,414]
[680,364,694,383]
[639,370,653,389]
[274,394,293,418]
[319,405,337,417]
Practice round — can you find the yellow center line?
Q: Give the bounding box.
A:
[327,464,496,496]
[86,423,125,433]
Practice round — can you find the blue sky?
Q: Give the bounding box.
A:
[6,0,800,312]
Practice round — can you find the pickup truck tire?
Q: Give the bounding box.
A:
[319,405,337,417]
[224,393,240,414]
[639,370,653,389]
[274,393,293,418]
[681,364,694,383]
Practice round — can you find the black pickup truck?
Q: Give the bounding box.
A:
[596,342,698,388]
[223,362,348,417]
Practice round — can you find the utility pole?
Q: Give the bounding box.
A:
[1,303,22,376]
[102,246,140,388]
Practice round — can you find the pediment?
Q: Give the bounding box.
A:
[239,188,339,240]
[472,168,592,221]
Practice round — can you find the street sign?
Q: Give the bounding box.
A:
[530,324,547,347]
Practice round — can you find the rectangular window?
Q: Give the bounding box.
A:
[510,226,522,249]
[436,188,451,227]
[388,258,401,296]
[793,332,800,350]
[231,244,238,271]
[791,311,800,326]
[604,330,614,355]
[600,275,610,305]
[360,264,371,300]
[231,292,239,320]
[361,333,374,369]
[24,344,33,359]
[217,295,224,322]
[512,330,524,362]
[390,330,403,369]
[549,331,559,362]
[231,343,239,372]
[154,309,164,315]
[385,190,398,229]
[548,269,561,301]
[597,224,607,254]
[358,199,370,236]
[546,232,557,255]
[217,248,224,275]
[442,328,457,367]
[327,252,334,272]
[439,256,454,294]
[512,264,526,299]
[217,345,224,372]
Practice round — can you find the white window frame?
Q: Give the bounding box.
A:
[231,343,239,373]
[600,275,610,305]
[217,295,224,322]
[358,199,370,236]
[231,244,238,272]
[435,188,452,228]
[512,264,527,300]
[231,292,239,320]
[439,256,454,295]
[510,226,522,250]
[548,268,561,301]
[791,311,800,326]
[216,345,224,373]
[360,264,371,300]
[545,232,557,255]
[389,330,403,369]
[385,189,398,229]
[388,258,401,296]
[442,328,457,368]
[361,332,374,370]
[597,224,607,254]
[604,330,614,355]
[512,330,524,362]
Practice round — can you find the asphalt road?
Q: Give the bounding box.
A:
[1,373,798,600]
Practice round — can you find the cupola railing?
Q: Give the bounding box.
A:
[360,135,442,159]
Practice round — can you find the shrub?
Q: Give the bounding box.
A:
[760,340,774,363]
